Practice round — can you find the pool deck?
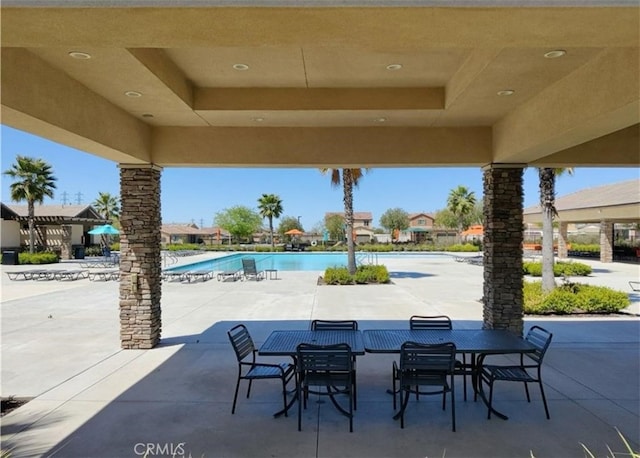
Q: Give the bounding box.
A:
[1,252,639,457]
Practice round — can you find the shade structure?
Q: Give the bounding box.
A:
[406,227,429,233]
[284,228,304,235]
[88,224,120,235]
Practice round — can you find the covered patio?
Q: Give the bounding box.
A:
[1,0,638,359]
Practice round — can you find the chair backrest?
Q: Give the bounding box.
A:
[524,325,553,364]
[242,258,258,274]
[227,324,256,362]
[311,319,358,331]
[409,315,453,330]
[400,341,457,374]
[296,343,353,374]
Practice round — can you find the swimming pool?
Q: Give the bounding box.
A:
[168,251,454,272]
[169,252,350,272]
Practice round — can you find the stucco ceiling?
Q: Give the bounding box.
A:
[1,4,638,168]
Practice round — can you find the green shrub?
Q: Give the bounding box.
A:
[524,281,630,314]
[323,267,354,285]
[569,243,599,253]
[18,252,59,265]
[446,243,480,252]
[523,261,592,277]
[354,265,390,284]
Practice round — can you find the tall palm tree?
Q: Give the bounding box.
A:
[446,185,477,242]
[257,193,283,249]
[538,167,574,293]
[320,168,367,275]
[3,155,57,253]
[93,192,120,249]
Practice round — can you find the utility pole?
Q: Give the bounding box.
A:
[61,191,69,205]
[75,192,83,205]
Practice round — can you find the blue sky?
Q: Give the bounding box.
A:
[1,125,638,230]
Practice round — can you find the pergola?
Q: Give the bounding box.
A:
[2,1,638,349]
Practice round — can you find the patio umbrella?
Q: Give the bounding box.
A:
[284,228,303,236]
[88,224,120,235]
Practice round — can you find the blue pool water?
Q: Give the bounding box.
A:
[169,252,350,272]
[169,251,453,272]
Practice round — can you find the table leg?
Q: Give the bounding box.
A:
[475,354,510,420]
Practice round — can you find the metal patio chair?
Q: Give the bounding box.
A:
[227,324,295,415]
[296,342,355,432]
[394,341,457,431]
[479,325,553,419]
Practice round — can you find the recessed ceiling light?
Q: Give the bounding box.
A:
[124,91,142,98]
[386,64,403,71]
[252,117,265,122]
[544,50,567,59]
[142,113,154,118]
[233,63,249,71]
[68,51,91,60]
[497,90,515,96]
[374,117,387,123]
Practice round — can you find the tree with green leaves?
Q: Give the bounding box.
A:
[277,216,304,239]
[257,193,283,250]
[320,168,367,274]
[3,155,57,253]
[446,185,477,241]
[93,191,120,249]
[324,213,345,242]
[538,167,574,293]
[214,206,262,244]
[379,208,410,242]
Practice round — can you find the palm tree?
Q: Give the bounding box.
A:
[3,155,57,253]
[538,167,574,293]
[257,193,283,249]
[93,192,120,249]
[446,185,477,242]
[320,168,367,275]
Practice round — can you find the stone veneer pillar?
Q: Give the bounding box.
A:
[482,165,524,336]
[119,164,163,349]
[600,220,614,263]
[557,222,569,259]
[60,225,72,260]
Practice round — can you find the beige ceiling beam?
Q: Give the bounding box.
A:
[127,48,194,108]
[2,8,638,49]
[445,48,502,109]
[195,87,444,111]
[530,124,640,167]
[493,47,640,166]
[1,48,151,164]
[151,126,492,167]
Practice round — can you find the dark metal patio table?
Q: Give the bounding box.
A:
[258,330,365,417]
[362,329,536,420]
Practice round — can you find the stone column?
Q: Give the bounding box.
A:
[557,222,569,259]
[482,165,524,336]
[600,220,614,263]
[119,164,163,349]
[60,225,72,260]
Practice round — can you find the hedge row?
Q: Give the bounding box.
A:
[323,265,391,285]
[523,261,592,277]
[524,281,630,314]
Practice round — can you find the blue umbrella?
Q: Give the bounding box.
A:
[88,224,120,235]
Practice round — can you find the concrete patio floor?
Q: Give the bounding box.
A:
[1,253,638,457]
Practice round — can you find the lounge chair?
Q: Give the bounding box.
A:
[161,270,186,282]
[241,258,265,281]
[185,270,213,282]
[53,270,89,281]
[217,270,240,282]
[5,269,48,281]
[88,269,119,281]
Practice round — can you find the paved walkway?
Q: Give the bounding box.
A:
[1,254,638,457]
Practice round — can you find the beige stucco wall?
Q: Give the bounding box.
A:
[1,220,21,248]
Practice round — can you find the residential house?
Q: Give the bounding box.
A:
[161,224,230,246]
[324,211,374,244]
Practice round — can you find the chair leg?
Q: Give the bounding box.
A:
[523,381,531,402]
[246,379,253,398]
[231,378,242,414]
[451,375,456,432]
[353,369,357,410]
[349,382,354,433]
[538,381,550,419]
[281,377,289,418]
[392,371,397,410]
[297,378,303,431]
[400,390,410,429]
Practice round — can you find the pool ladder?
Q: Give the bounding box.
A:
[357,251,378,265]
